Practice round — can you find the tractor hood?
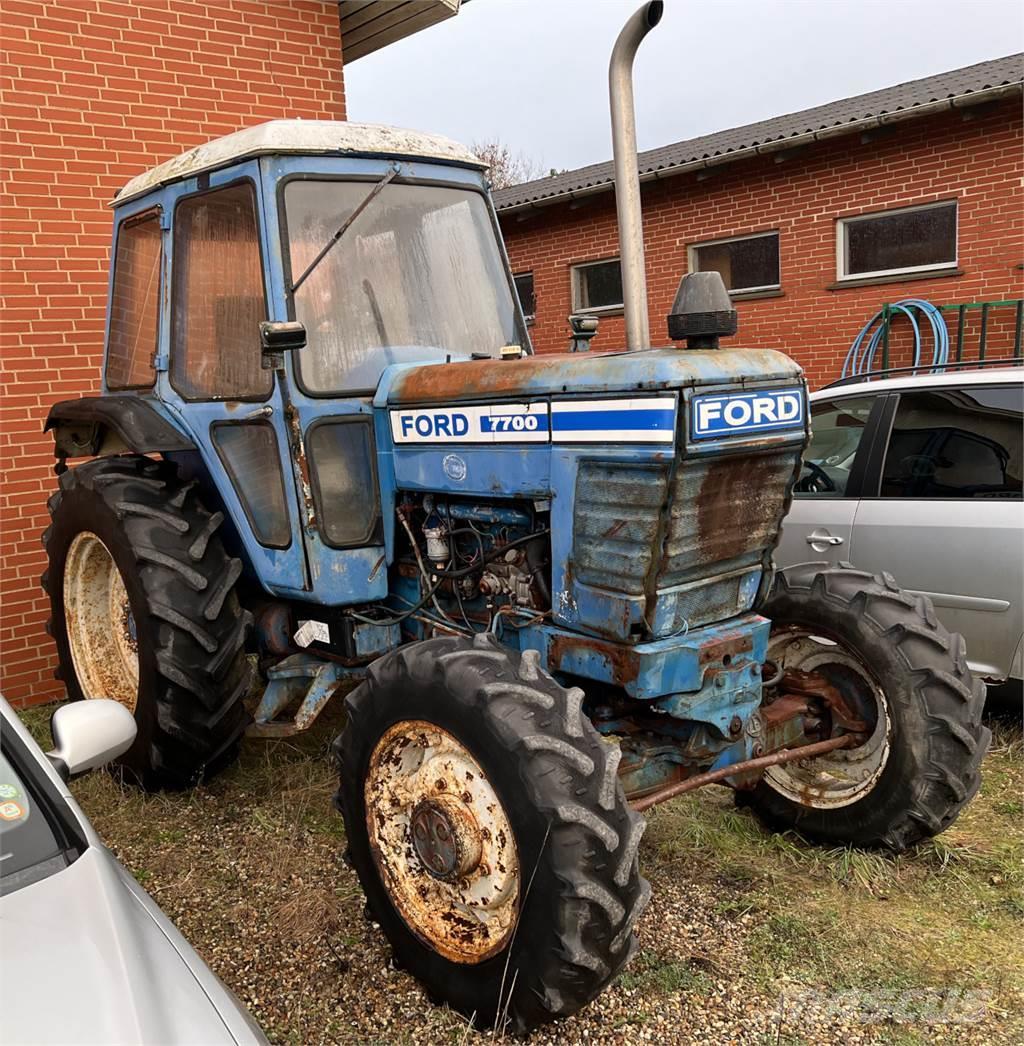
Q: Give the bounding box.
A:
[379,347,803,406]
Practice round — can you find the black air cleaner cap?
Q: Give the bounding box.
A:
[667,271,737,349]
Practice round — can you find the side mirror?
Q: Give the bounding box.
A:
[260,320,306,371]
[47,700,137,781]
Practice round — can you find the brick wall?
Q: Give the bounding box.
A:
[0,0,346,706]
[500,102,1024,386]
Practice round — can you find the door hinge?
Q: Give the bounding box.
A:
[151,351,169,372]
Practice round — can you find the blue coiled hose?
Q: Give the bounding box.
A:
[842,298,949,378]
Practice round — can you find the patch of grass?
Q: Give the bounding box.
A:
[618,950,712,996]
[645,720,1024,1009]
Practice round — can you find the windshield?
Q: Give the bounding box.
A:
[284,180,522,394]
[0,746,67,895]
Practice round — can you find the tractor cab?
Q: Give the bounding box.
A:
[83,121,531,607]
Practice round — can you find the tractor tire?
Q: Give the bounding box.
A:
[333,633,649,1035]
[742,562,990,851]
[43,455,252,791]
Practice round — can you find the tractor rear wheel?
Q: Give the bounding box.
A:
[743,563,989,851]
[43,455,252,790]
[333,633,649,1035]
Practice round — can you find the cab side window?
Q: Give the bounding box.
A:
[881,386,1023,500]
[794,396,875,497]
[171,182,269,401]
[106,209,161,390]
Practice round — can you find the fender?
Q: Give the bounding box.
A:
[45,396,196,458]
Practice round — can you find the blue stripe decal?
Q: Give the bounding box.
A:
[551,408,676,431]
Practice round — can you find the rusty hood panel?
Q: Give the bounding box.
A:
[378,348,803,406]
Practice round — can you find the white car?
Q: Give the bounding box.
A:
[777,362,1023,690]
[0,696,267,1044]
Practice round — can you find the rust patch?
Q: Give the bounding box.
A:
[548,631,641,686]
[698,628,754,665]
[695,452,781,564]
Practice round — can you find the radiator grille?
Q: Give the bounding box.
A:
[571,447,798,632]
[572,462,668,596]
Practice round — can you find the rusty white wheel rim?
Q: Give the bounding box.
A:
[763,631,890,809]
[63,532,139,712]
[365,720,519,963]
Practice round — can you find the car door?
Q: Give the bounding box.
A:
[852,381,1024,681]
[776,393,881,569]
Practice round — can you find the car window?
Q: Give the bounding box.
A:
[794,396,875,497]
[881,385,1023,500]
[0,747,66,895]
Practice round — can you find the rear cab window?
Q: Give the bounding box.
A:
[881,384,1023,500]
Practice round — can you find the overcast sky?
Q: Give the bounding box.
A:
[346,0,1024,177]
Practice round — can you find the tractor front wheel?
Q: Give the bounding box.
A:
[43,456,252,790]
[743,563,989,851]
[333,634,649,1035]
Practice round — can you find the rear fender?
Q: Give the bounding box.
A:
[46,396,196,459]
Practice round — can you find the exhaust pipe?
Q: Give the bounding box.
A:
[609,0,663,351]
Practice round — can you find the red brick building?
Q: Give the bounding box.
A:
[496,56,1024,385]
[0,0,462,705]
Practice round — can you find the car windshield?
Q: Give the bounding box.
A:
[0,746,66,895]
[284,180,521,394]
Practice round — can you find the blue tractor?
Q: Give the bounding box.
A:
[43,4,987,1032]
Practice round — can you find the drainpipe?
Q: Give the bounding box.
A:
[609,0,663,351]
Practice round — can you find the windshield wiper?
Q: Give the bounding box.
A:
[290,164,398,295]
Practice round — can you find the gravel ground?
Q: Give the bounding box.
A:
[19,702,1024,1045]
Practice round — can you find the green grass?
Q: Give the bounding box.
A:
[644,720,1024,1005]
[16,701,1024,1042]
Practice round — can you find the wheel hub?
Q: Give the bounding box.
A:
[410,797,482,881]
[62,531,139,712]
[364,720,519,964]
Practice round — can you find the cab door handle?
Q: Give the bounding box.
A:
[807,531,843,546]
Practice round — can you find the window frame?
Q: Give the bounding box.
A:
[210,419,292,549]
[687,230,781,297]
[105,206,163,391]
[570,257,623,315]
[169,177,272,404]
[513,271,535,325]
[835,200,959,283]
[795,392,893,500]
[277,171,531,399]
[305,414,382,549]
[872,383,1023,501]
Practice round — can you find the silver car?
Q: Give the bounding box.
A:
[777,363,1023,689]
[0,696,267,1045]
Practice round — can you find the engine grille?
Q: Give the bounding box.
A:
[572,462,668,596]
[572,447,799,634]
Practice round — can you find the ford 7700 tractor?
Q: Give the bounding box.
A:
[42,3,988,1033]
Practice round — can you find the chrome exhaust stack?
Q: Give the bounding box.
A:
[609,0,663,351]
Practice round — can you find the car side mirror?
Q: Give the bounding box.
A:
[260,320,306,370]
[47,700,137,781]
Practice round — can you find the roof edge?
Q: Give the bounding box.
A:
[495,78,1022,215]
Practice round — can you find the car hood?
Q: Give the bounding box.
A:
[0,845,264,1045]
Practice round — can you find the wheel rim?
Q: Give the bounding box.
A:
[762,629,890,809]
[364,720,520,964]
[63,531,139,712]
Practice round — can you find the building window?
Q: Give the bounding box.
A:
[513,272,535,324]
[571,258,623,313]
[837,200,957,281]
[689,232,780,295]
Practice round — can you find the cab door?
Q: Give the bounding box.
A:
[776,393,882,569]
[852,383,1024,680]
[161,163,308,598]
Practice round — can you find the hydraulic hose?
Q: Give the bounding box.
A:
[842,298,949,379]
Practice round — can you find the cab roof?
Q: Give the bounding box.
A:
[114,120,485,206]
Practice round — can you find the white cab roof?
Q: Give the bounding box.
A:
[115,120,484,205]
[813,364,1023,399]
